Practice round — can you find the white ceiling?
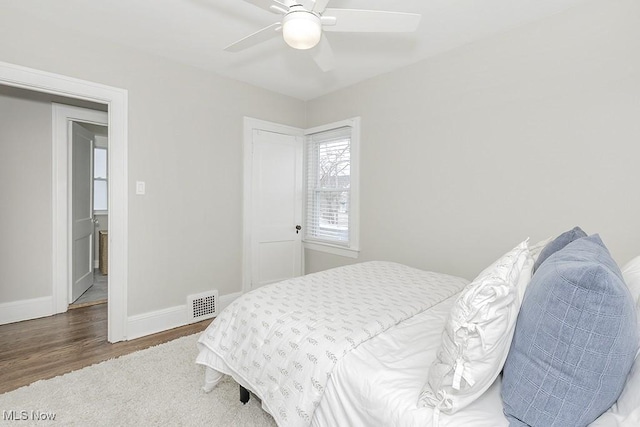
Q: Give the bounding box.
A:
[4,0,590,100]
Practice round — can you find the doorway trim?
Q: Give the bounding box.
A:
[0,60,128,343]
[242,117,304,293]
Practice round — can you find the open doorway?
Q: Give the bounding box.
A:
[0,61,128,342]
[52,103,109,316]
[68,120,109,309]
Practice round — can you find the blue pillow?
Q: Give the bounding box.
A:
[502,234,638,427]
[533,226,587,273]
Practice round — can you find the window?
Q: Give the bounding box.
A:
[304,118,360,257]
[93,147,108,212]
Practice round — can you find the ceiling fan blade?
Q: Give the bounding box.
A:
[298,0,317,12]
[312,0,331,13]
[242,0,289,15]
[312,34,335,72]
[224,23,282,53]
[322,9,421,33]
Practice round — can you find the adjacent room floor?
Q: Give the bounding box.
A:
[69,269,108,309]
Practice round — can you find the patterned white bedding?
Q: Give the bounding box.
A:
[313,294,510,427]
[196,261,468,427]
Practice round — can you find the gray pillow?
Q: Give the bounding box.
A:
[502,234,638,427]
[532,226,587,273]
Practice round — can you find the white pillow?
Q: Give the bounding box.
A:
[622,255,640,306]
[418,239,531,417]
[517,236,552,301]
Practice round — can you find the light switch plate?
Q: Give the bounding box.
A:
[136,181,146,195]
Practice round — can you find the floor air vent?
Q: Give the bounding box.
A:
[188,290,218,321]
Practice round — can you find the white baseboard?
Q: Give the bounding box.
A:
[126,291,242,341]
[0,296,54,325]
[126,305,187,340]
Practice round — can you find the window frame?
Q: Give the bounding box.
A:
[303,117,360,258]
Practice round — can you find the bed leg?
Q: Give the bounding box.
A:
[239,385,250,405]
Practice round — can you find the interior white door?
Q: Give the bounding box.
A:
[70,122,95,302]
[251,129,303,289]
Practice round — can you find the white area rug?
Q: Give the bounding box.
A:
[0,334,276,426]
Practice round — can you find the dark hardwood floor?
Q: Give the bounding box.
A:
[0,303,210,394]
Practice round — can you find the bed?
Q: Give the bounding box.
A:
[196,232,640,427]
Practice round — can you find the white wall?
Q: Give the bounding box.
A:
[0,89,53,303]
[0,9,306,319]
[306,0,640,279]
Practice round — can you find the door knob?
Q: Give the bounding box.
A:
[295,225,302,234]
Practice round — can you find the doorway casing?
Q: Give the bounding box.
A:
[0,60,128,343]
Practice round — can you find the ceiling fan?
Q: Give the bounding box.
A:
[225,0,422,72]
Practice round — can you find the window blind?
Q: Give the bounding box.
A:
[305,126,352,245]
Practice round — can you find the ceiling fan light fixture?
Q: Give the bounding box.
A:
[282,10,322,50]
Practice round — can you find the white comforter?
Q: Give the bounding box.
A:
[313,294,510,427]
[197,261,467,427]
[313,288,639,427]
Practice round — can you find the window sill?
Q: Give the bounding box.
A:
[303,241,360,259]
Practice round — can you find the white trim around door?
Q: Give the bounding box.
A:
[0,60,129,343]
